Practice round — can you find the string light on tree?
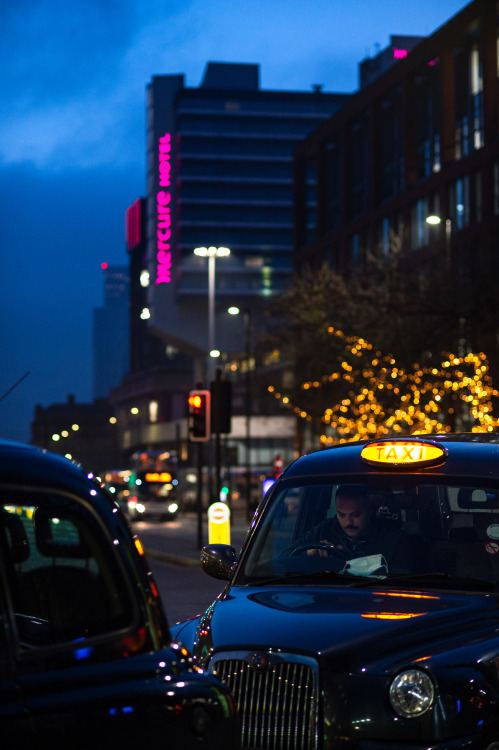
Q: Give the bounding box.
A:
[268,327,499,444]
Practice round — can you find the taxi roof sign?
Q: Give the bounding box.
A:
[361,439,447,469]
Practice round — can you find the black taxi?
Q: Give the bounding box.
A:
[172,434,499,750]
[0,440,239,749]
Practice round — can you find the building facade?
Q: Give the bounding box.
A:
[31,395,121,473]
[145,62,349,376]
[112,63,350,469]
[294,0,499,377]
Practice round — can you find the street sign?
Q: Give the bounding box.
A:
[207,501,231,545]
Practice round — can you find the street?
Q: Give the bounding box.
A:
[132,510,252,625]
[148,558,227,625]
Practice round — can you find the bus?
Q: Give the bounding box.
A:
[101,452,179,522]
[127,449,179,522]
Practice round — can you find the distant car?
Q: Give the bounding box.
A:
[122,487,179,522]
[0,440,239,749]
[172,434,499,750]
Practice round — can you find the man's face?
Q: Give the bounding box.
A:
[336,495,371,539]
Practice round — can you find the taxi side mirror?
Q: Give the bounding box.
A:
[201,544,238,580]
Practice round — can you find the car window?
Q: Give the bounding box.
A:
[0,598,12,678]
[240,479,499,589]
[0,490,136,650]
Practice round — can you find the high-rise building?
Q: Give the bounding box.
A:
[93,264,129,399]
[112,63,350,463]
[145,62,350,377]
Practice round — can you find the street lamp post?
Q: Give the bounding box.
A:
[193,246,231,383]
[228,305,252,517]
[243,308,252,518]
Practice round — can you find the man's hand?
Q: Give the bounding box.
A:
[307,540,343,557]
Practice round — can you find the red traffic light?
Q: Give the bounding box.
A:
[188,390,211,441]
[188,394,203,409]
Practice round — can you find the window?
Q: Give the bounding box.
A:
[325,139,341,232]
[240,479,499,586]
[305,159,317,244]
[455,41,483,159]
[414,62,441,179]
[449,177,470,230]
[471,44,484,150]
[493,161,499,217]
[475,170,482,224]
[410,198,430,250]
[349,116,369,218]
[351,234,360,269]
[379,91,403,200]
[1,494,135,649]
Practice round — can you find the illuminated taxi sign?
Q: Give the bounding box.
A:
[361,440,447,469]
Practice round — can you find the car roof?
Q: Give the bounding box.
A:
[282,433,499,481]
[0,439,99,494]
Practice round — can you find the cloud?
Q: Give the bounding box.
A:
[1,0,143,168]
[1,0,469,169]
[2,90,144,169]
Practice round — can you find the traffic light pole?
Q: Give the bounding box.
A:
[211,368,232,509]
[196,441,203,549]
[188,387,210,549]
[244,310,251,517]
[213,369,222,506]
[215,430,221,507]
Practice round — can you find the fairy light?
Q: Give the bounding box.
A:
[268,327,499,444]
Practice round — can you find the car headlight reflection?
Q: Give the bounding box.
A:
[389,669,434,718]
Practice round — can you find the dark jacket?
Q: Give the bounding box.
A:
[293,516,426,575]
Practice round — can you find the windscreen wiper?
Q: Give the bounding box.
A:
[243,570,357,586]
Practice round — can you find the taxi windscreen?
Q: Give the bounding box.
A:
[240,479,499,589]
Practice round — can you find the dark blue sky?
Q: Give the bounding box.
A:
[0,0,469,443]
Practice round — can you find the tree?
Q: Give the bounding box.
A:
[262,243,496,442]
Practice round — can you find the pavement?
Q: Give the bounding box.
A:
[140,508,253,568]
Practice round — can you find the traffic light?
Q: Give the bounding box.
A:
[188,390,211,441]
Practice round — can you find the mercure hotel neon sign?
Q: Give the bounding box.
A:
[156,132,172,284]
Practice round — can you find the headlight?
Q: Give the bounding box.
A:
[389,669,434,718]
[168,503,178,513]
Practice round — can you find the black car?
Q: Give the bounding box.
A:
[0,440,239,749]
[172,434,499,750]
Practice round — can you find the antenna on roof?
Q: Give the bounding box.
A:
[0,371,31,403]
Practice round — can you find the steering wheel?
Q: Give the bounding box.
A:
[289,542,341,557]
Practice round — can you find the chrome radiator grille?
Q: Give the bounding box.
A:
[211,651,318,750]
